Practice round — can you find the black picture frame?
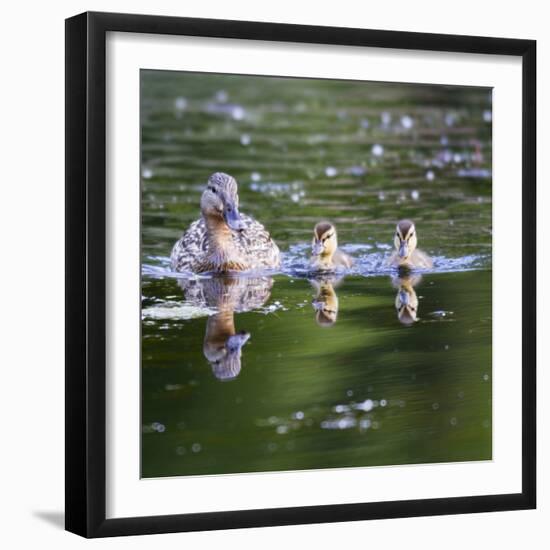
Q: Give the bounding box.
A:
[65,11,536,538]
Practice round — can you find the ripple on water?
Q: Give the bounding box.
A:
[141,247,490,283]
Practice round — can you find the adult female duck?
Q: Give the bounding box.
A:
[170,172,281,273]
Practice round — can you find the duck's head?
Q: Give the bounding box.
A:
[393,219,417,261]
[313,300,338,327]
[312,221,337,258]
[311,279,339,326]
[395,286,418,325]
[200,172,245,231]
[204,329,250,381]
[393,273,420,325]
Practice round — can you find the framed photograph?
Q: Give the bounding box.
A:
[65,11,536,538]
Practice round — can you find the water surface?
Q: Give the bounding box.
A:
[140,71,492,478]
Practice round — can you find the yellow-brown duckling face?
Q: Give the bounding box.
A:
[393,219,418,261]
[394,286,418,325]
[200,172,245,230]
[312,300,338,326]
[312,222,337,258]
[311,280,339,326]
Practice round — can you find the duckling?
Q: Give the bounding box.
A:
[387,219,433,269]
[310,277,340,327]
[310,222,353,270]
[392,273,422,325]
[170,172,280,273]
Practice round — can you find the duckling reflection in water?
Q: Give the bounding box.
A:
[310,276,342,327]
[310,221,353,271]
[178,275,273,380]
[170,172,280,273]
[387,219,433,269]
[393,271,422,325]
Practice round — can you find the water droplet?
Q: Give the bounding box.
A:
[142,167,153,179]
[380,399,387,407]
[191,443,202,453]
[371,144,384,157]
[231,106,245,120]
[325,166,338,177]
[450,417,458,426]
[411,190,420,200]
[215,90,228,103]
[240,133,251,146]
[445,112,457,126]
[426,170,435,181]
[400,115,414,129]
[355,399,374,412]
[378,191,386,201]
[432,403,440,410]
[174,96,187,111]
[250,171,261,182]
[346,165,366,177]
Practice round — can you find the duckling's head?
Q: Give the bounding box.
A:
[394,285,418,325]
[200,172,245,231]
[393,219,417,261]
[313,300,338,326]
[204,330,250,381]
[312,222,337,258]
[311,280,339,326]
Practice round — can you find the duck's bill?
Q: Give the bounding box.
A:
[398,290,410,306]
[226,331,251,353]
[312,241,324,256]
[398,241,409,258]
[224,204,246,230]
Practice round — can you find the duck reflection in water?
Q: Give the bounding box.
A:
[392,269,422,325]
[178,275,273,380]
[310,275,342,327]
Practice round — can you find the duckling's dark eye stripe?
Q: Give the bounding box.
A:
[323,232,334,241]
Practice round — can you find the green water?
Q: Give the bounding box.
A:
[140,71,492,478]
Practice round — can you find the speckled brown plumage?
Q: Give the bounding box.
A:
[171,214,280,273]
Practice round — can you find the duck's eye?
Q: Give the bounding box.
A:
[208,186,217,194]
